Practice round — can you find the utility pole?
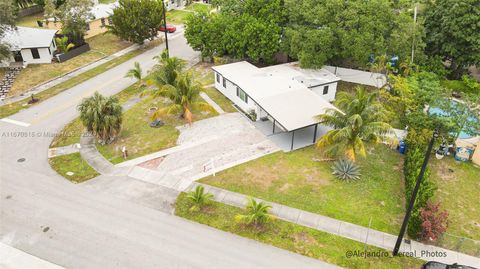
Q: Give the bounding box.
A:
[162,0,169,57]
[410,3,418,64]
[393,129,438,256]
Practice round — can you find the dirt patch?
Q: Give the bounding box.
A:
[435,163,457,181]
[304,169,330,186]
[279,183,291,192]
[292,232,318,246]
[242,166,279,189]
[138,157,164,169]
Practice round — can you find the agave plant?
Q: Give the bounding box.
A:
[331,159,361,181]
[187,185,214,212]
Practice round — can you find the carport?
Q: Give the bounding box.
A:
[252,88,338,151]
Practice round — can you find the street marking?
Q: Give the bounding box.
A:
[1,118,31,127]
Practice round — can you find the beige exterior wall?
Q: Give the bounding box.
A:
[43,18,109,39]
[472,146,480,165]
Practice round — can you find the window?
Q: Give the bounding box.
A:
[101,18,106,27]
[216,73,220,83]
[86,23,90,31]
[48,47,51,55]
[236,87,248,103]
[108,17,113,25]
[52,40,56,48]
[323,85,329,95]
[31,48,40,59]
[222,77,226,88]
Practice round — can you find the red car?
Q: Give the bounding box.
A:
[159,24,176,33]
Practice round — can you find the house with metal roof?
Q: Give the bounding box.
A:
[1,26,58,66]
[212,61,342,150]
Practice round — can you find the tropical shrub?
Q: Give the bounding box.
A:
[187,185,214,212]
[419,202,449,242]
[235,198,274,227]
[78,92,123,144]
[331,159,361,181]
[55,36,75,53]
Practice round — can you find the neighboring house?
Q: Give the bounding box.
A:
[1,26,58,67]
[44,2,118,38]
[212,61,341,150]
[165,0,187,11]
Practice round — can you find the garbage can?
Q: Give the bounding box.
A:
[398,141,406,154]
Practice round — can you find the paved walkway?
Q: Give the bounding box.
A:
[48,144,80,158]
[187,182,480,267]
[0,243,65,269]
[200,91,225,114]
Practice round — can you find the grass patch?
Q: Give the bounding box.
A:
[200,144,406,234]
[166,10,192,25]
[441,79,468,93]
[8,33,132,97]
[203,87,236,113]
[49,152,99,183]
[185,3,212,13]
[190,62,215,86]
[175,193,423,269]
[16,12,44,28]
[0,39,162,119]
[431,157,480,241]
[96,95,218,164]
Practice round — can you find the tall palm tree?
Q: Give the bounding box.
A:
[187,185,214,212]
[235,198,275,227]
[78,92,123,144]
[125,61,144,89]
[316,87,392,161]
[147,50,186,93]
[152,72,213,124]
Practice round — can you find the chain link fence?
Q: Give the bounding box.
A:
[432,233,480,257]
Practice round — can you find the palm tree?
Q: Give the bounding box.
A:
[125,61,144,89]
[316,87,392,162]
[235,198,275,227]
[152,72,213,124]
[78,92,123,144]
[187,185,214,212]
[147,50,186,94]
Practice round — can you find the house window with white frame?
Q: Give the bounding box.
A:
[222,77,226,88]
[236,87,247,103]
[323,85,329,95]
[216,73,220,83]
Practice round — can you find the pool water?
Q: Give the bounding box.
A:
[429,101,479,139]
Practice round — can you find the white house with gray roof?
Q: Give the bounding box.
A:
[1,27,58,66]
[212,61,341,150]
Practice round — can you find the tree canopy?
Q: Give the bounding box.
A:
[424,0,480,78]
[0,0,17,61]
[108,0,164,45]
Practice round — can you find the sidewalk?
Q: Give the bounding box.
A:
[0,243,65,269]
[187,182,480,267]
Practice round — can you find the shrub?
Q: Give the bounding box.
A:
[235,198,274,227]
[187,185,214,212]
[419,202,449,242]
[331,159,361,181]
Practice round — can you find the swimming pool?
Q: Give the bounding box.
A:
[428,101,479,139]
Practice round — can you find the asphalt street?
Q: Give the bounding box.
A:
[0,31,340,268]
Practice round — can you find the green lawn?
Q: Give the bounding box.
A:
[431,157,480,241]
[185,3,212,13]
[175,193,423,269]
[190,62,215,86]
[16,12,44,28]
[166,10,192,25]
[96,95,218,164]
[200,145,407,234]
[203,87,236,113]
[49,153,99,183]
[0,39,162,119]
[9,33,132,97]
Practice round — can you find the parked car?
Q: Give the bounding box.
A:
[421,262,477,269]
[159,24,176,33]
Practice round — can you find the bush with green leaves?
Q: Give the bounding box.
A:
[235,198,274,227]
[331,159,361,181]
[187,185,213,212]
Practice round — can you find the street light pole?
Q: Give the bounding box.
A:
[411,3,418,64]
[162,0,169,57]
[393,128,438,256]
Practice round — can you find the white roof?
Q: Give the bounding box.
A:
[90,2,118,20]
[212,61,340,131]
[1,27,57,50]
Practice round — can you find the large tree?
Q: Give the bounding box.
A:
[44,0,93,45]
[0,0,16,61]
[424,0,480,78]
[108,0,164,45]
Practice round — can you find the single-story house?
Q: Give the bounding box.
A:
[44,2,118,38]
[1,26,58,67]
[165,0,187,11]
[212,61,341,150]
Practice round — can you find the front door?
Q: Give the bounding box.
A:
[13,51,23,62]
